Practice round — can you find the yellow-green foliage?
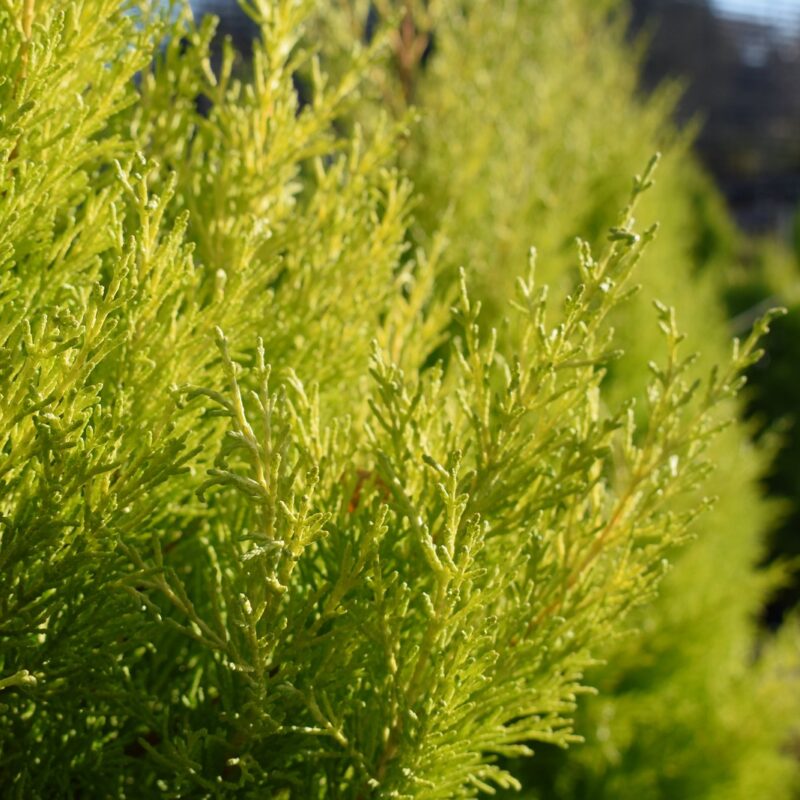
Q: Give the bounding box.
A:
[320,1,800,798]
[0,1,796,798]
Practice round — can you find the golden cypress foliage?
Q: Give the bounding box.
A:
[0,2,795,797]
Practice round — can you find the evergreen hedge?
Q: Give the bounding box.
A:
[0,1,797,797]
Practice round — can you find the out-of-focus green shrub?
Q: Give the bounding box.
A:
[725,235,800,624]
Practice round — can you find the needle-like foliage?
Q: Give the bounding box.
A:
[0,1,795,798]
[318,2,800,798]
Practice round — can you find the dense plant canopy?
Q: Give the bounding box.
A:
[0,1,797,798]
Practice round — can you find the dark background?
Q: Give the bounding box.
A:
[630,0,800,235]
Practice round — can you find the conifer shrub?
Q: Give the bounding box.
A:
[0,1,796,798]
[319,1,800,797]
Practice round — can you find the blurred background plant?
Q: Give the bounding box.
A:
[627,0,800,630]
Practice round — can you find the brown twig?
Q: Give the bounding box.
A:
[393,1,429,104]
